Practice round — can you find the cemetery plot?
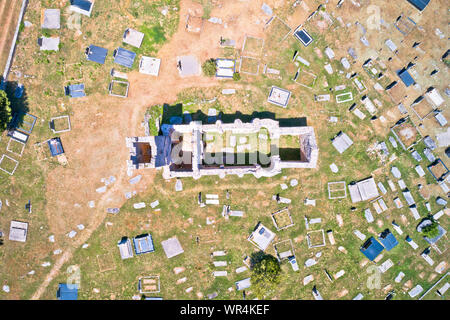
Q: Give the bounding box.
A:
[352,107,366,120]
[296,70,317,89]
[239,56,260,75]
[242,35,264,56]
[386,82,405,103]
[377,74,392,88]
[336,92,353,104]
[96,253,116,272]
[50,115,71,133]
[411,98,435,120]
[34,141,52,161]
[186,14,203,33]
[371,197,388,214]
[14,113,37,134]
[263,65,282,79]
[271,208,294,231]
[5,0,448,301]
[328,181,347,199]
[264,16,291,43]
[391,117,422,150]
[138,276,160,293]
[0,154,19,175]
[353,78,367,93]
[428,160,449,182]
[307,229,326,248]
[394,15,416,36]
[363,59,387,80]
[293,27,313,47]
[273,239,295,261]
[267,86,291,107]
[64,63,83,81]
[6,138,26,157]
[109,80,130,98]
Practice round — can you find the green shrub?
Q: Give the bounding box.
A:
[202,59,217,77]
[422,220,440,238]
[232,72,241,81]
[0,90,12,131]
[250,253,282,299]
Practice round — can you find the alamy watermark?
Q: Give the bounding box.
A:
[66,265,81,290]
[66,7,82,32]
[170,131,281,168]
[366,5,381,30]
[366,265,381,290]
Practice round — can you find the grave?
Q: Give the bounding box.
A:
[109,80,129,98]
[271,208,294,231]
[248,223,276,251]
[177,55,200,77]
[138,276,160,293]
[332,132,353,154]
[139,56,161,76]
[161,236,184,259]
[293,27,313,46]
[0,155,19,176]
[328,181,347,199]
[267,86,291,108]
[9,221,28,242]
[273,239,295,261]
[303,275,314,285]
[307,230,326,249]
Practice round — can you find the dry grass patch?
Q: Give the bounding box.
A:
[271,207,294,231]
[97,253,116,273]
[242,36,264,56]
[6,138,26,157]
[264,16,291,43]
[239,56,260,75]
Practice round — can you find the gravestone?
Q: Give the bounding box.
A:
[175,179,183,192]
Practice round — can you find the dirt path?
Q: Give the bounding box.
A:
[0,0,9,18]
[31,172,129,299]
[31,0,274,300]
[0,0,18,72]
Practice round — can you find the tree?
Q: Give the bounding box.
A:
[202,58,217,77]
[232,72,241,81]
[250,253,282,299]
[422,220,440,239]
[0,90,12,131]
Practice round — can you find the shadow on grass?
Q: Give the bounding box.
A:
[4,81,30,131]
[159,103,307,129]
[249,251,278,269]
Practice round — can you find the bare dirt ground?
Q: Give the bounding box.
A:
[0,0,21,75]
[31,0,283,300]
